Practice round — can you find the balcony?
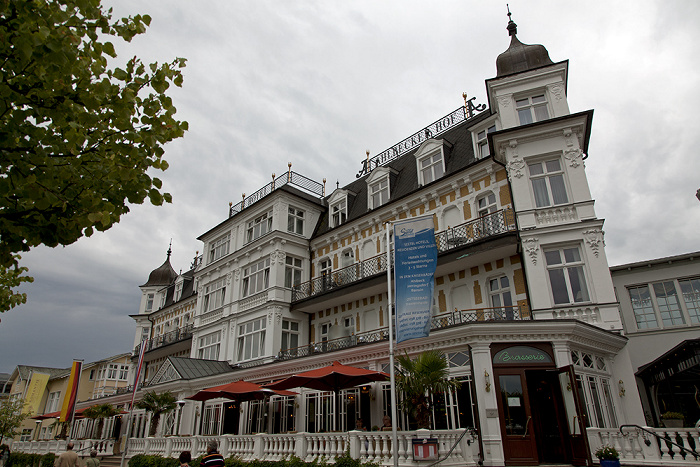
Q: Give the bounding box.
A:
[277,304,526,361]
[134,324,194,355]
[229,170,324,218]
[292,208,516,302]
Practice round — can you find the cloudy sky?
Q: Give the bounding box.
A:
[2,0,699,374]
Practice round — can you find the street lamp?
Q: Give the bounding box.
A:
[175,400,186,436]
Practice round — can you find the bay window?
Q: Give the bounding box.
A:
[237,317,266,361]
[202,278,226,312]
[545,246,590,305]
[242,258,270,297]
[247,212,273,243]
[528,159,568,208]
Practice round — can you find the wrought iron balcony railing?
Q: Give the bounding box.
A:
[133,324,194,355]
[292,208,516,302]
[229,171,324,218]
[277,304,525,360]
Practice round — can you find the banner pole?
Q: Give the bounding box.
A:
[385,223,399,467]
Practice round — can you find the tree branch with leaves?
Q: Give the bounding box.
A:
[0,0,188,312]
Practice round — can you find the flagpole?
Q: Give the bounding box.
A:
[120,341,147,467]
[385,223,399,467]
[66,360,83,443]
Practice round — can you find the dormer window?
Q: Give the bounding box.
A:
[331,199,347,227]
[247,211,272,243]
[418,151,445,185]
[369,178,389,208]
[516,94,549,125]
[174,281,183,302]
[414,139,449,186]
[145,293,154,312]
[476,125,496,159]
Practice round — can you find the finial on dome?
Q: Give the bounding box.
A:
[506,4,517,36]
[167,239,172,259]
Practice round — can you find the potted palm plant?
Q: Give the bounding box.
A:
[595,444,620,467]
[135,391,177,437]
[395,350,461,429]
[661,411,684,428]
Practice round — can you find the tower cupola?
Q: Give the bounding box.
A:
[496,12,553,77]
[141,246,178,287]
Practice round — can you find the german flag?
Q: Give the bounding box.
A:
[59,360,82,423]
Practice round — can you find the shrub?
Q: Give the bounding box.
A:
[594,445,619,460]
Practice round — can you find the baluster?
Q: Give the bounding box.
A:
[679,431,694,460]
[382,433,390,459]
[360,434,368,459]
[397,433,407,463]
[658,430,672,460]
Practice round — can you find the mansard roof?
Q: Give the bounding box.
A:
[314,110,491,237]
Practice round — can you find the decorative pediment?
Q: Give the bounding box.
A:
[149,358,182,385]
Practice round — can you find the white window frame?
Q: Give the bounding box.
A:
[528,158,569,208]
[476,124,496,159]
[330,198,347,227]
[237,317,266,361]
[202,278,226,313]
[488,275,513,312]
[47,391,61,413]
[107,364,118,380]
[571,350,617,429]
[197,331,221,360]
[544,245,591,305]
[369,177,389,209]
[242,257,271,297]
[246,211,273,244]
[208,233,230,264]
[477,192,497,217]
[516,92,550,125]
[281,319,299,353]
[417,150,445,185]
[145,293,154,312]
[284,256,303,288]
[174,281,183,302]
[287,206,305,235]
[119,365,129,380]
[628,277,699,330]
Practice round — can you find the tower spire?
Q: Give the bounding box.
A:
[506,4,517,37]
[167,239,172,259]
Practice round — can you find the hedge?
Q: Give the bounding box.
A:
[6,452,56,467]
[128,452,377,467]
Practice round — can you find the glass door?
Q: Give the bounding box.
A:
[558,366,592,466]
[496,371,538,465]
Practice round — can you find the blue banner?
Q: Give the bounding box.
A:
[393,216,438,343]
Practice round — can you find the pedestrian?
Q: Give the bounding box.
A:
[201,441,224,467]
[0,444,10,467]
[84,451,100,467]
[54,443,79,467]
[178,451,191,467]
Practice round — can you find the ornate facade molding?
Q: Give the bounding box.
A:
[548,82,565,101]
[497,94,512,109]
[582,229,605,257]
[564,148,583,168]
[522,237,540,265]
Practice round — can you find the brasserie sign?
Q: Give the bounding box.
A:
[356,96,486,178]
[493,346,552,365]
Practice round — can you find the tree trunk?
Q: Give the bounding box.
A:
[149,414,160,437]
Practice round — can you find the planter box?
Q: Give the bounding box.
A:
[600,460,620,467]
[662,419,683,428]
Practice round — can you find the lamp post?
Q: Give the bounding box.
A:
[175,400,186,436]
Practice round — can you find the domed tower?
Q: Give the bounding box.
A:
[132,246,178,350]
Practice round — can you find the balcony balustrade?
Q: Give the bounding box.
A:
[277,304,525,361]
[292,208,515,302]
[133,324,194,355]
[229,171,324,218]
